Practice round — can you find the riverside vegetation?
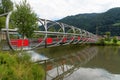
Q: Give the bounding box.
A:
[97,36,120,46]
[0,0,45,79]
[0,51,45,80]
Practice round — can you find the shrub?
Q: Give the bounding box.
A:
[99,38,105,45]
[113,36,118,44]
[0,51,45,80]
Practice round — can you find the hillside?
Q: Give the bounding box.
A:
[58,7,120,36]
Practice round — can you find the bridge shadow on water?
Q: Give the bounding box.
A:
[32,45,98,80]
[27,45,120,80]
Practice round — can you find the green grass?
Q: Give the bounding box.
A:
[117,41,120,45]
[98,39,120,46]
[94,38,120,46]
[104,40,120,45]
[0,51,45,80]
[104,41,113,44]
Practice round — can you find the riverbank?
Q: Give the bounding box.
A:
[87,39,120,46]
[0,51,45,80]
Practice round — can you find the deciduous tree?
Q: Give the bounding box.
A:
[0,0,13,30]
[11,0,38,38]
[0,0,13,13]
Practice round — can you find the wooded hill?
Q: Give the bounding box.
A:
[58,7,120,36]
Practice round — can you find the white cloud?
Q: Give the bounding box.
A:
[11,0,120,20]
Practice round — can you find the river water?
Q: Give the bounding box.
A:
[29,45,120,80]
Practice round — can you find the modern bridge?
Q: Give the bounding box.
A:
[0,12,99,80]
[0,12,98,51]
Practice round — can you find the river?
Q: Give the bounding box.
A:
[28,45,120,80]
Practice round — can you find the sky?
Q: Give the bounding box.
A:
[11,0,120,20]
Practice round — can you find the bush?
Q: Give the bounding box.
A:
[113,36,118,44]
[99,38,105,45]
[0,51,45,80]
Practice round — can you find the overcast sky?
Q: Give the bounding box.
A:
[11,0,120,20]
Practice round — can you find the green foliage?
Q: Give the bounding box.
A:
[58,7,120,36]
[113,36,118,44]
[0,51,45,80]
[32,33,44,38]
[48,27,56,32]
[0,0,13,13]
[105,32,111,36]
[105,32,111,41]
[11,0,38,38]
[113,22,120,27]
[0,7,4,14]
[99,38,105,45]
[0,16,6,30]
[0,0,13,30]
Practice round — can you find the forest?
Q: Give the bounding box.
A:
[58,7,120,36]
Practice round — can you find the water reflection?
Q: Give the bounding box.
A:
[83,46,120,74]
[64,68,120,80]
[45,46,98,80]
[26,51,48,61]
[35,44,86,58]
[28,45,120,80]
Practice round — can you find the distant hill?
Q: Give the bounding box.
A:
[58,7,120,36]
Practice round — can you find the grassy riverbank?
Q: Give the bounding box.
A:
[104,40,120,45]
[88,39,120,46]
[0,51,45,80]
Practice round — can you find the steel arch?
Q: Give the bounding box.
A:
[1,11,98,51]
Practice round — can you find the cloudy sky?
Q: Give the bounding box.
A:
[11,0,120,20]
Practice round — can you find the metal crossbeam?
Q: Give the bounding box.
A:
[0,13,9,17]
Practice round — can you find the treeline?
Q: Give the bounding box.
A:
[58,7,120,36]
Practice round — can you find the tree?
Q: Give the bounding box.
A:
[99,38,105,45]
[0,0,3,14]
[113,36,118,44]
[105,32,111,41]
[0,0,13,30]
[0,17,6,30]
[11,0,38,39]
[0,0,13,13]
[113,22,120,27]
[113,22,120,35]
